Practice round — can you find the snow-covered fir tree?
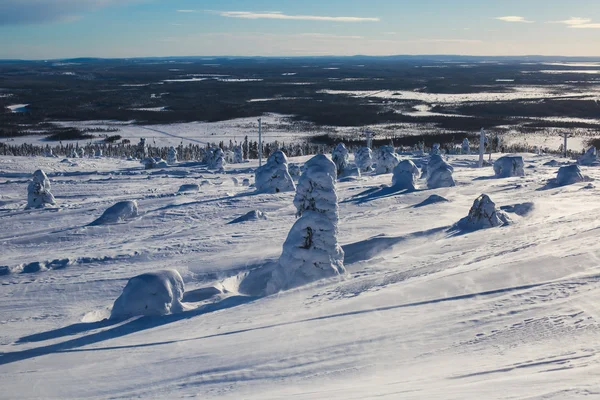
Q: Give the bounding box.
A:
[354,146,373,172]
[27,169,56,209]
[255,150,296,193]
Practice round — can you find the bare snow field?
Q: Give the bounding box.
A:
[1,152,600,399]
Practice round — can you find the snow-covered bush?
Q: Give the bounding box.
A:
[461,138,470,154]
[255,150,296,193]
[392,160,420,190]
[374,145,400,174]
[426,155,455,189]
[90,200,138,225]
[578,146,597,166]
[556,164,585,186]
[27,169,56,209]
[456,194,510,231]
[233,145,244,163]
[493,155,525,178]
[110,269,186,319]
[167,146,177,165]
[267,154,345,294]
[354,147,373,172]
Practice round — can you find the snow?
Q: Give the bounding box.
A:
[454,194,510,231]
[254,150,295,193]
[354,146,373,172]
[26,169,56,209]
[110,269,187,319]
[426,154,456,189]
[6,104,29,113]
[374,145,400,174]
[493,155,525,178]
[177,183,200,193]
[1,152,600,399]
[89,200,138,226]
[391,159,419,190]
[578,146,597,166]
[556,164,586,186]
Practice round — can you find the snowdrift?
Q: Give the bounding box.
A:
[110,269,186,319]
[493,155,525,178]
[90,200,138,226]
[578,146,597,166]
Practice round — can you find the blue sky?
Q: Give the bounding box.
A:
[1,0,599,59]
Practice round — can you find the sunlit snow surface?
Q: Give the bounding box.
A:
[1,153,600,399]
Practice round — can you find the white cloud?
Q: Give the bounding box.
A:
[204,10,379,22]
[495,16,534,23]
[0,0,135,25]
[548,17,600,29]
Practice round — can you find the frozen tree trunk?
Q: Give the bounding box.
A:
[392,160,420,190]
[255,150,296,193]
[355,147,373,172]
[167,146,178,165]
[493,155,525,178]
[26,169,56,209]
[268,154,345,293]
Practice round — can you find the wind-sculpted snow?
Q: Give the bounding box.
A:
[89,200,138,226]
[26,169,56,209]
[178,183,200,193]
[493,155,525,178]
[254,150,295,193]
[391,160,420,190]
[426,154,456,189]
[110,269,186,319]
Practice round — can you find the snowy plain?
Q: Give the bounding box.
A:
[1,152,600,399]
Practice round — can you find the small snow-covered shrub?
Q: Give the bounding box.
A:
[255,150,296,193]
[374,146,400,174]
[556,164,585,186]
[426,155,455,189]
[456,194,510,231]
[578,146,597,166]
[494,155,525,178]
[27,169,56,209]
[391,160,419,190]
[355,147,373,172]
[167,146,177,165]
[110,269,186,319]
[90,200,138,225]
[268,154,345,294]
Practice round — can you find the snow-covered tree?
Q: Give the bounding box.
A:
[27,169,56,209]
[456,194,510,230]
[78,148,85,158]
[255,150,296,193]
[461,138,470,154]
[138,138,147,159]
[374,145,400,174]
[578,146,597,166]
[233,145,244,163]
[494,155,525,178]
[392,160,420,190]
[167,146,177,165]
[430,143,441,156]
[267,154,345,294]
[426,154,455,189]
[204,147,226,170]
[354,147,373,172]
[331,143,360,178]
[94,148,102,158]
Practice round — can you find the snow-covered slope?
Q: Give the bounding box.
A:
[1,153,599,399]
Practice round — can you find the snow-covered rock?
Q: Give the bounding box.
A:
[578,146,597,166]
[556,164,585,186]
[167,146,177,165]
[391,160,420,190]
[374,146,400,174]
[110,269,186,319]
[268,154,345,294]
[255,150,296,193]
[90,200,138,225]
[26,169,56,209]
[493,155,525,178]
[456,194,510,231]
[426,155,455,189]
[228,210,268,224]
[178,184,200,193]
[354,147,373,172]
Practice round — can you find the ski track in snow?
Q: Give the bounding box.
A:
[1,153,600,399]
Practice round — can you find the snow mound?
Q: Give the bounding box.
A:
[374,146,400,174]
[26,169,56,209]
[578,146,597,166]
[90,200,138,226]
[556,165,586,186]
[494,155,525,178]
[178,184,200,193]
[544,160,561,167]
[455,194,510,231]
[391,160,420,190]
[268,154,345,294]
[354,147,373,172]
[228,210,267,224]
[142,157,168,169]
[255,150,296,193]
[110,269,186,319]
[413,194,449,208]
[426,155,456,189]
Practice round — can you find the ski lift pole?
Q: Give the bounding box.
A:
[258,118,262,167]
[563,132,568,158]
